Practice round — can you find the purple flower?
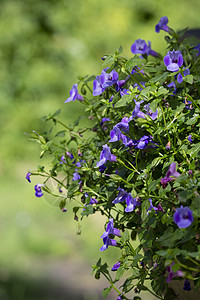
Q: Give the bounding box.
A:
[146,41,159,57]
[125,193,138,212]
[89,197,98,204]
[113,187,128,204]
[164,50,183,72]
[100,118,110,126]
[173,206,194,228]
[66,151,74,160]
[132,100,145,119]
[161,162,181,189]
[99,164,107,172]
[177,68,190,83]
[183,279,191,291]
[155,16,169,33]
[135,135,154,149]
[60,155,67,164]
[188,135,193,143]
[93,75,105,96]
[96,144,117,167]
[147,198,158,215]
[167,81,177,95]
[131,39,148,55]
[109,126,123,143]
[143,103,158,120]
[111,261,121,271]
[65,84,84,103]
[193,43,200,56]
[166,262,184,283]
[102,68,119,88]
[100,218,121,251]
[34,184,44,197]
[93,69,118,96]
[120,88,129,97]
[26,172,31,183]
[72,171,81,181]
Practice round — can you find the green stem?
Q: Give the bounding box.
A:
[174,257,200,273]
[102,272,128,300]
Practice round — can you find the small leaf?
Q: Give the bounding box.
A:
[102,286,112,298]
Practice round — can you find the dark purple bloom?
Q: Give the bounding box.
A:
[183,279,191,291]
[96,144,117,167]
[109,117,130,144]
[131,39,148,55]
[135,135,154,149]
[100,218,121,251]
[125,193,138,212]
[72,171,81,181]
[93,75,105,96]
[26,172,31,183]
[113,187,128,204]
[143,103,158,120]
[66,151,74,160]
[132,100,145,119]
[173,206,194,228]
[188,135,193,143]
[117,296,122,300]
[111,261,121,271]
[100,118,110,126]
[89,197,98,204]
[99,164,107,172]
[161,162,181,189]
[177,68,190,83]
[166,262,184,283]
[93,68,119,96]
[34,184,44,197]
[60,155,67,164]
[102,68,119,88]
[133,82,145,91]
[61,208,67,212]
[184,99,193,110]
[167,81,177,95]
[120,89,129,97]
[193,43,200,56]
[147,198,158,215]
[117,117,130,132]
[109,126,122,143]
[65,84,84,103]
[166,141,171,150]
[146,41,159,57]
[164,50,183,72]
[155,16,169,33]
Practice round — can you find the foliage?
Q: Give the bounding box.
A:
[27,17,200,300]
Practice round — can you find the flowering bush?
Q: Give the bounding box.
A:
[26,17,200,300]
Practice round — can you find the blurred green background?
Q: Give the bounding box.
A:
[1,0,200,299]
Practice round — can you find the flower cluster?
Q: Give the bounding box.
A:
[26,17,200,300]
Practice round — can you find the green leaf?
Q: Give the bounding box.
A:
[151,276,165,296]
[115,94,133,107]
[125,56,143,72]
[121,230,130,243]
[81,204,94,217]
[55,130,66,137]
[102,286,112,298]
[186,114,199,125]
[116,266,125,281]
[149,72,168,84]
[183,74,193,84]
[187,143,200,158]
[148,179,160,192]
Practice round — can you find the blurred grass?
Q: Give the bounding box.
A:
[1,0,200,299]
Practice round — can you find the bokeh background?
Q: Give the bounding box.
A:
[1,0,200,299]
